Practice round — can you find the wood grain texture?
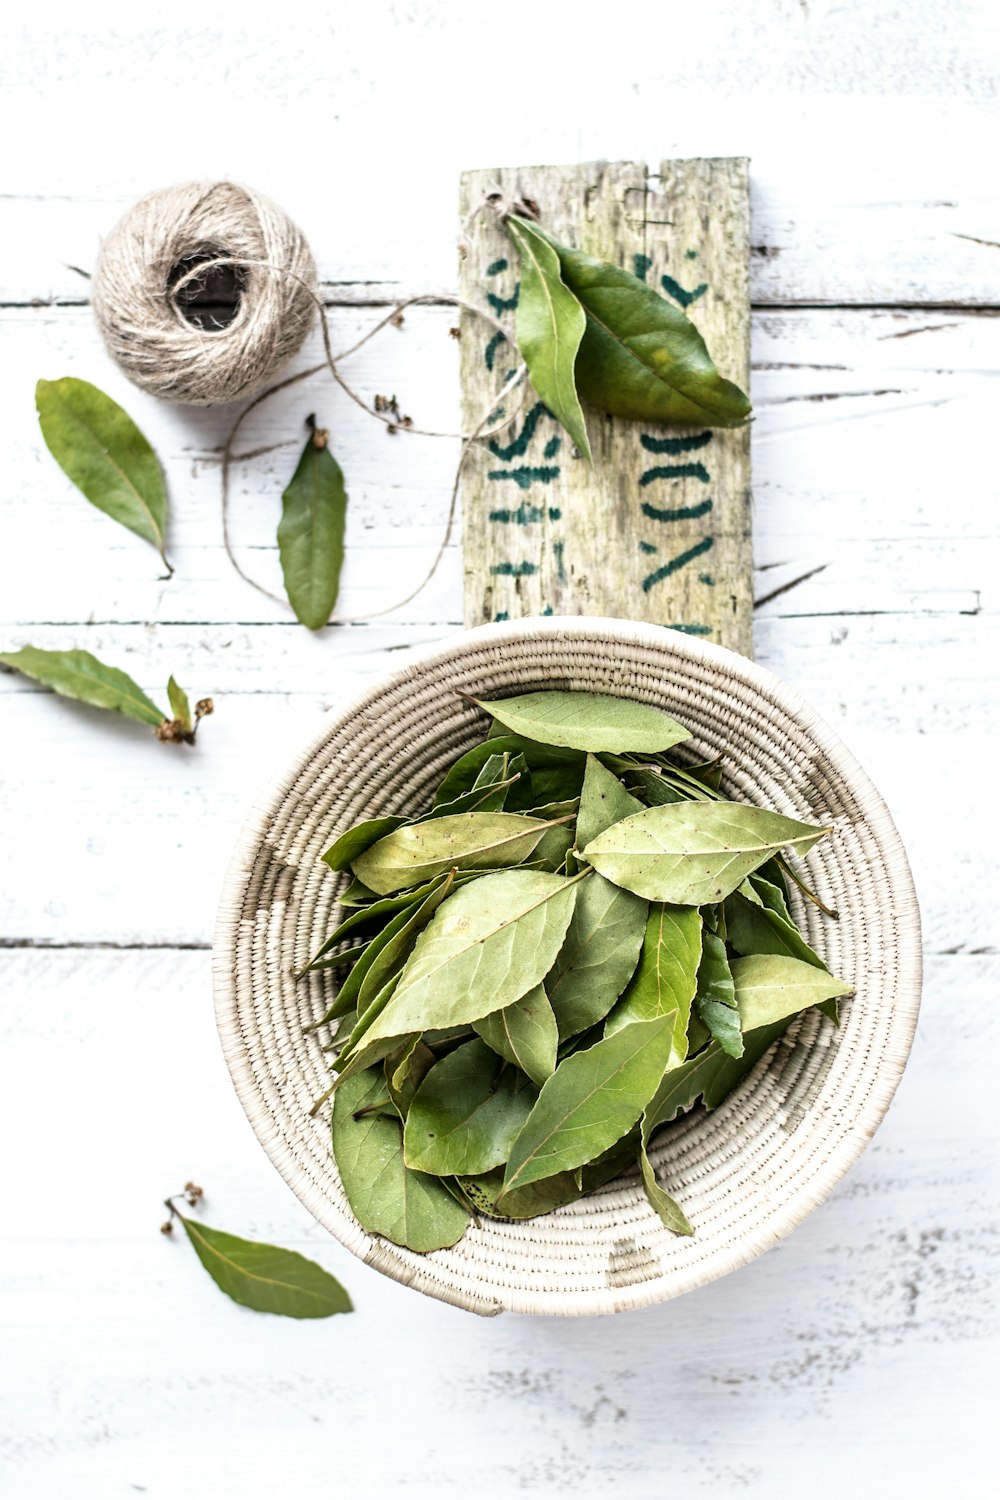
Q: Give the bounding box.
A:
[458,159,752,651]
[1,0,998,1489]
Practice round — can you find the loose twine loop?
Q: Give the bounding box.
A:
[92,180,528,624]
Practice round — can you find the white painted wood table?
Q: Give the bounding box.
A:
[1,4,997,1495]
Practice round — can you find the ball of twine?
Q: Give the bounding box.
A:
[91,181,318,406]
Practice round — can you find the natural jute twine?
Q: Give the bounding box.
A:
[91,181,317,406]
[213,618,922,1317]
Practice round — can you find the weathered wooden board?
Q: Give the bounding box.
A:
[458,159,752,653]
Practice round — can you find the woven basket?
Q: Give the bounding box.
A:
[213,617,921,1316]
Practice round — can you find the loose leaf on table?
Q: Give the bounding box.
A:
[693,929,742,1060]
[538,234,752,429]
[582,801,829,906]
[576,753,643,851]
[475,690,691,755]
[0,646,165,728]
[322,816,410,873]
[166,675,192,734]
[351,811,570,895]
[500,1017,675,1196]
[403,1039,536,1176]
[546,874,648,1040]
[332,1069,469,1252]
[175,1210,352,1318]
[36,377,171,570]
[605,904,702,1067]
[361,869,583,1045]
[506,214,592,464]
[474,983,559,1088]
[277,422,348,630]
[732,954,852,1032]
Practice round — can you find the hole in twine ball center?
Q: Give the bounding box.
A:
[167,249,246,331]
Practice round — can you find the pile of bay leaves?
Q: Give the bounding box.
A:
[303,690,851,1251]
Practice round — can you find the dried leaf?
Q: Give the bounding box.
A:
[546,873,647,1039]
[352,811,568,896]
[36,377,171,570]
[474,983,559,1087]
[403,1040,535,1175]
[322,816,409,872]
[582,801,829,905]
[732,953,852,1031]
[476,690,691,755]
[575,753,643,851]
[605,903,702,1066]
[0,645,164,728]
[277,427,348,630]
[332,1069,469,1252]
[506,214,592,463]
[166,675,192,733]
[176,1210,352,1318]
[694,929,743,1060]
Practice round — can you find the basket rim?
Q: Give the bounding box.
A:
[212,616,922,1316]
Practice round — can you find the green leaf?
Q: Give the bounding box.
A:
[385,1037,437,1115]
[621,767,689,807]
[726,886,828,968]
[351,811,569,896]
[176,1211,352,1318]
[166,675,192,732]
[643,1018,793,1139]
[403,1039,536,1175]
[506,215,592,464]
[332,1069,469,1252]
[35,377,171,569]
[582,800,829,905]
[434,735,582,807]
[322,815,409,873]
[638,1145,693,1236]
[461,1132,636,1220]
[0,646,165,727]
[362,869,583,1044]
[731,954,852,1032]
[302,877,448,969]
[309,897,430,1030]
[576,753,643,851]
[343,873,457,1046]
[542,237,752,428]
[546,874,648,1040]
[605,904,702,1066]
[277,427,348,630]
[426,753,525,817]
[474,983,559,1087]
[501,1016,675,1195]
[694,929,743,1060]
[530,823,575,873]
[476,690,691,754]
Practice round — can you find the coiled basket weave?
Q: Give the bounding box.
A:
[213,617,921,1317]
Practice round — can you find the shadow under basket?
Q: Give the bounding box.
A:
[213,617,921,1317]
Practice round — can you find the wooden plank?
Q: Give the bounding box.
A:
[458,159,752,653]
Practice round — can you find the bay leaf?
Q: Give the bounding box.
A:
[500,1016,675,1195]
[352,811,568,895]
[426,753,524,816]
[546,874,648,1040]
[476,690,691,755]
[361,869,583,1044]
[302,876,450,971]
[731,953,852,1032]
[725,886,827,971]
[694,929,743,1060]
[342,874,457,1046]
[322,816,409,873]
[576,753,643,851]
[36,377,171,570]
[331,1069,469,1251]
[638,1145,693,1236]
[385,1037,436,1115]
[605,903,702,1066]
[529,823,575,873]
[433,735,582,807]
[277,426,348,630]
[166,675,192,733]
[685,756,725,793]
[582,801,829,906]
[643,1017,793,1138]
[461,1131,637,1220]
[542,237,752,428]
[622,767,689,807]
[176,1211,352,1318]
[307,899,426,1031]
[403,1039,536,1175]
[474,983,558,1087]
[506,214,592,464]
[0,645,165,728]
